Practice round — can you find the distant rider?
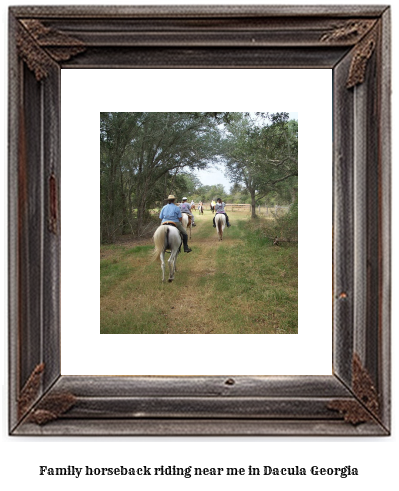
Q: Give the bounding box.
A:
[179,197,196,226]
[159,195,192,253]
[213,198,231,227]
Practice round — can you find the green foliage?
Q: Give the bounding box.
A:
[262,200,298,242]
[221,113,298,217]
[100,112,222,242]
[100,111,298,243]
[195,183,227,202]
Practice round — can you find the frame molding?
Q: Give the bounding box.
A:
[8,5,391,436]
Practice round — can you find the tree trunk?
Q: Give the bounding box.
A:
[250,191,257,218]
[120,171,128,235]
[108,159,117,243]
[136,187,149,236]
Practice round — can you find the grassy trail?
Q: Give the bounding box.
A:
[100,210,297,334]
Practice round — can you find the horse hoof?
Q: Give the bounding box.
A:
[168,278,173,283]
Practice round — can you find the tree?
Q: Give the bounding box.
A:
[101,112,143,241]
[100,112,222,242]
[222,114,298,218]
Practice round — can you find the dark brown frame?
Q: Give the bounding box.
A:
[9,5,391,436]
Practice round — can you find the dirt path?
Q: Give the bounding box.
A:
[152,212,243,333]
[101,210,298,334]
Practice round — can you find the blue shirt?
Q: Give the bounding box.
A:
[159,203,182,223]
[179,202,192,214]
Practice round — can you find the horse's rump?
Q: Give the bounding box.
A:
[153,225,181,260]
[182,212,192,226]
[215,213,226,239]
[153,224,182,282]
[217,215,223,234]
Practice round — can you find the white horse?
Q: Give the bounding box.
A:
[181,213,192,239]
[215,213,226,241]
[152,224,182,282]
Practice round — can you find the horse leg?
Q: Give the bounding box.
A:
[160,251,166,282]
[174,250,178,273]
[174,252,178,274]
[168,251,177,282]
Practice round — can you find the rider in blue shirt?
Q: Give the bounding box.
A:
[213,198,231,227]
[159,195,192,253]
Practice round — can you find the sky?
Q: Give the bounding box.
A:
[195,112,298,192]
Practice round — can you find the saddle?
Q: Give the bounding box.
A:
[162,221,178,227]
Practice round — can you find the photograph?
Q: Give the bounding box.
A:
[100,111,299,334]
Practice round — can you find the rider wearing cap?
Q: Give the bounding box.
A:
[159,195,192,253]
[179,197,196,226]
[213,198,231,227]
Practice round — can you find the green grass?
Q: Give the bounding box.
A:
[204,218,297,333]
[100,211,298,334]
[124,245,154,256]
[100,260,135,297]
[101,309,169,334]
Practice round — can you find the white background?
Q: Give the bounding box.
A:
[61,69,331,376]
[1,1,398,491]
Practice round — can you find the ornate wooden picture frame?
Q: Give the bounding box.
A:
[8,5,391,435]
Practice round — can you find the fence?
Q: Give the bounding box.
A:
[224,203,250,212]
[259,205,290,216]
[205,203,290,216]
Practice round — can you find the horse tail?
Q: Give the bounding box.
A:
[152,226,167,261]
[217,216,223,235]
